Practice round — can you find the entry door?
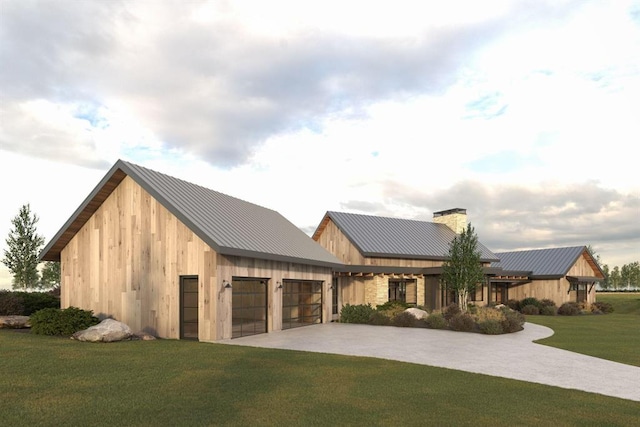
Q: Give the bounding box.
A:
[180,276,199,340]
[232,279,268,338]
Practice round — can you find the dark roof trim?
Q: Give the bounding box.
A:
[334,265,427,275]
[423,266,506,276]
[567,276,602,283]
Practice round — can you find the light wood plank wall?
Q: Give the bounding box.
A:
[60,176,218,340]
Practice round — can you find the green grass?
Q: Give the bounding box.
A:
[526,293,640,367]
[1,330,639,426]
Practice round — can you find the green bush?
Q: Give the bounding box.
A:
[0,290,24,316]
[557,302,581,316]
[539,305,557,316]
[425,313,448,329]
[506,299,520,311]
[368,311,391,326]
[376,300,409,311]
[520,297,541,310]
[592,301,614,314]
[521,304,540,315]
[30,307,99,336]
[443,303,461,321]
[14,292,60,315]
[478,319,504,335]
[449,313,475,332]
[340,304,376,324]
[391,311,416,327]
[539,299,556,308]
[501,310,525,333]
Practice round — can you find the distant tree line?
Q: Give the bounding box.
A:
[588,246,640,290]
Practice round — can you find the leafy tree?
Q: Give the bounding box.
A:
[609,266,621,290]
[600,264,610,290]
[1,204,45,290]
[41,261,61,289]
[441,223,484,312]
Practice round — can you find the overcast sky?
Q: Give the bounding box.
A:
[1,0,639,289]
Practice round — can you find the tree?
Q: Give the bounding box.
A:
[2,204,45,290]
[40,261,61,289]
[441,223,484,313]
[609,266,621,290]
[600,264,610,290]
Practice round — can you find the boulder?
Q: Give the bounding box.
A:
[405,308,429,320]
[72,318,132,342]
[0,315,31,329]
[132,331,156,341]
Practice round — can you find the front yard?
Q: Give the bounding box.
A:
[1,313,639,426]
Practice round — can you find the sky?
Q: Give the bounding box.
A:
[1,0,639,289]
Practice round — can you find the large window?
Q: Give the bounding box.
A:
[389,280,417,304]
[331,278,339,315]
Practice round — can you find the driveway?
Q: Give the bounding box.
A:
[220,322,640,402]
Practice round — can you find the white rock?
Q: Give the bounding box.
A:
[0,315,30,329]
[72,318,132,342]
[405,308,429,319]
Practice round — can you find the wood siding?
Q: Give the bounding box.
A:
[60,176,217,340]
[314,220,366,264]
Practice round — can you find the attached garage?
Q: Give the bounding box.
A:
[232,278,268,339]
[282,280,323,329]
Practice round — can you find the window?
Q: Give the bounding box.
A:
[331,278,339,315]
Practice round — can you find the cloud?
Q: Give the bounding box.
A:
[0,0,586,169]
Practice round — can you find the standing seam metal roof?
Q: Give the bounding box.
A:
[325,211,499,262]
[491,246,590,277]
[40,160,342,267]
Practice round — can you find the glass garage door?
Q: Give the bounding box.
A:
[282,280,322,330]
[232,278,267,338]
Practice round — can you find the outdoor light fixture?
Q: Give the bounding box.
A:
[223,280,232,289]
[277,281,283,289]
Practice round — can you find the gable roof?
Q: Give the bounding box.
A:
[313,211,499,262]
[40,160,342,268]
[491,246,605,279]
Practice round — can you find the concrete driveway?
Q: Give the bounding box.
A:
[221,322,640,402]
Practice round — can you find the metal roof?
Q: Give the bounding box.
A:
[491,246,601,279]
[40,160,342,268]
[321,211,499,262]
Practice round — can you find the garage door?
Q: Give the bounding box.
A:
[282,280,322,329]
[232,279,267,338]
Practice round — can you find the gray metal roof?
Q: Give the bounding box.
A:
[492,246,591,278]
[324,211,499,262]
[40,160,342,267]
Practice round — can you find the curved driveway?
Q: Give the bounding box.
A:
[221,322,640,402]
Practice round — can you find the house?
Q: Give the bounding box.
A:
[311,209,501,317]
[40,160,342,341]
[489,246,605,306]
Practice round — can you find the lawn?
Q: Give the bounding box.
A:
[525,293,640,367]
[1,328,639,426]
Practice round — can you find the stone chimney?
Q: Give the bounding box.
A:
[433,208,467,234]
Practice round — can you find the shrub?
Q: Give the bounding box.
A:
[539,305,557,316]
[505,299,520,311]
[592,301,614,314]
[340,304,376,324]
[473,306,505,323]
[557,302,581,316]
[501,310,525,333]
[478,319,504,335]
[0,290,24,316]
[443,303,461,321]
[467,304,478,315]
[539,299,556,308]
[449,313,475,332]
[368,311,391,326]
[425,313,448,329]
[520,297,541,310]
[376,300,409,311]
[521,304,540,315]
[14,292,60,315]
[30,307,99,336]
[391,311,416,327]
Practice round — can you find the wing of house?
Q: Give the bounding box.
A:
[313,209,500,312]
[40,159,342,341]
[490,246,605,305]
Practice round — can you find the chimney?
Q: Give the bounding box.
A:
[433,208,467,234]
